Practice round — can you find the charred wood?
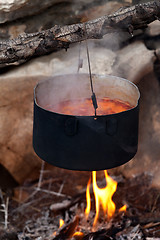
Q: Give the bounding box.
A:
[53,216,79,240]
[0,0,160,69]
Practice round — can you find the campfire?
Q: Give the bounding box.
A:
[3,164,160,239]
[53,170,127,239]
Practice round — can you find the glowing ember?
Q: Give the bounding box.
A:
[73,232,84,236]
[72,231,84,239]
[52,218,65,237]
[45,97,133,116]
[59,218,64,228]
[119,205,127,212]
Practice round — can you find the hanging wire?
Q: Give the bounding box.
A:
[77,41,83,73]
[83,23,98,117]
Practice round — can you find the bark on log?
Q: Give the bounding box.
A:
[0,0,160,69]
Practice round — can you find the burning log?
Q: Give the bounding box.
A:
[53,216,79,240]
[0,0,160,69]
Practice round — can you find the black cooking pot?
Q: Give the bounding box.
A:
[33,74,140,171]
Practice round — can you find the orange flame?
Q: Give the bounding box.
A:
[85,170,127,227]
[119,205,127,212]
[92,170,117,226]
[73,231,84,236]
[72,231,84,238]
[51,218,64,237]
[59,218,64,228]
[85,177,91,219]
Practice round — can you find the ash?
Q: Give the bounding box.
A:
[18,210,59,240]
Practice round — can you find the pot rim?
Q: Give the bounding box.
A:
[34,73,140,118]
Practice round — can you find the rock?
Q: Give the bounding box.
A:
[0,0,71,24]
[144,21,160,50]
[156,48,160,61]
[147,20,160,37]
[0,0,95,24]
[0,0,126,40]
[0,2,79,39]
[118,73,160,188]
[0,76,43,184]
[112,41,156,84]
[77,1,125,22]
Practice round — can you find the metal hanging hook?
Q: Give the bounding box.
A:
[83,23,98,117]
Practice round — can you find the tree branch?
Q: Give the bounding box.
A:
[0,0,160,69]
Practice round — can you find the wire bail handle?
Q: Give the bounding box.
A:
[83,23,98,117]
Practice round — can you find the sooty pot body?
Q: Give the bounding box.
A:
[33,74,140,171]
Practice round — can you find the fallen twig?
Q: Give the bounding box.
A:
[34,187,71,198]
[0,189,9,229]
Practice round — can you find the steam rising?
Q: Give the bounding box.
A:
[35,73,140,116]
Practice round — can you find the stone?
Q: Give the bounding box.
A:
[0,0,71,24]
[146,20,160,37]
[0,0,95,24]
[145,21,160,50]
[117,73,160,188]
[0,0,125,40]
[0,75,43,183]
[112,41,156,84]
[77,1,124,22]
[0,1,81,40]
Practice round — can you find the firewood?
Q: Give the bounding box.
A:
[0,1,159,69]
[54,216,79,240]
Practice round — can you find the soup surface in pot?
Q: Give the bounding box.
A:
[45,98,133,116]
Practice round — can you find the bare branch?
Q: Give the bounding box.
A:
[0,0,160,69]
